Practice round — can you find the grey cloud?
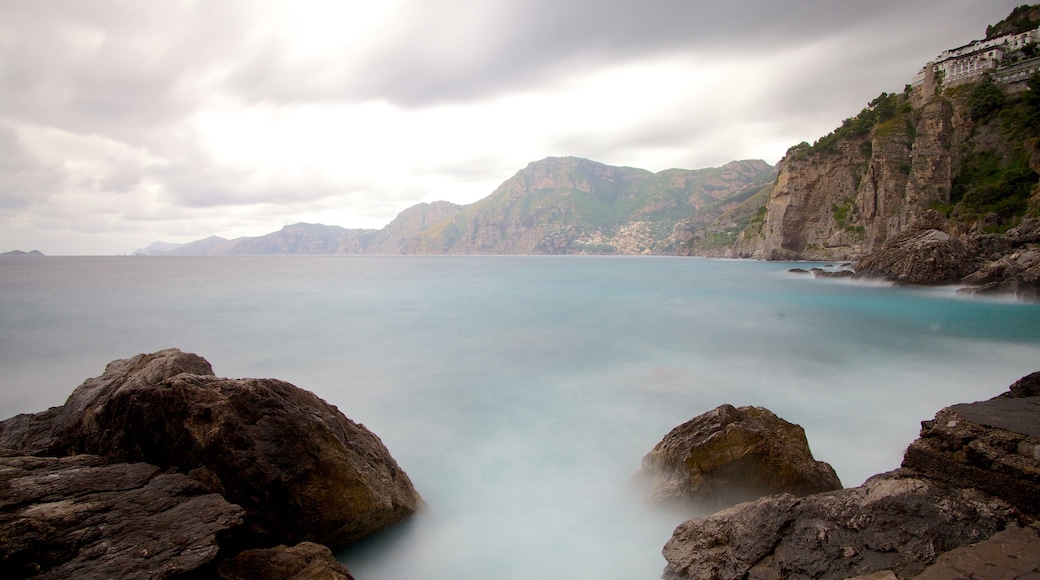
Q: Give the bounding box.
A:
[0,126,68,209]
[226,0,1019,108]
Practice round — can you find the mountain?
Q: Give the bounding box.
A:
[684,10,1040,262]
[143,158,775,256]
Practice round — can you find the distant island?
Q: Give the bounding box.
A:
[1,250,45,256]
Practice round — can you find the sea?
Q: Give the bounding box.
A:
[2,255,1039,579]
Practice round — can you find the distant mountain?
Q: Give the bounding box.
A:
[389,157,775,255]
[1,249,44,256]
[133,241,183,255]
[141,157,775,256]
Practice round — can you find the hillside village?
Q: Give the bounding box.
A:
[912,22,1040,89]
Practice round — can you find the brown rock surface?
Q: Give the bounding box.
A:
[661,471,1020,580]
[218,541,356,580]
[0,453,243,579]
[660,372,1040,580]
[0,348,422,550]
[636,404,841,513]
[854,224,977,285]
[911,522,1040,580]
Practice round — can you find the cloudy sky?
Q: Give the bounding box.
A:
[0,0,1025,254]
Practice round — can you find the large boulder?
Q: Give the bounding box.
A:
[0,348,422,550]
[854,227,976,285]
[0,453,243,579]
[636,404,841,513]
[660,373,1040,580]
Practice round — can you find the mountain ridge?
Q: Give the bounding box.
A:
[135,157,775,256]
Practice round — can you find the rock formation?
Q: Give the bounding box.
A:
[0,348,421,577]
[636,404,841,514]
[853,212,977,285]
[218,542,356,580]
[660,372,1040,580]
[0,453,243,579]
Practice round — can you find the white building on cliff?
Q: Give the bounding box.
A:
[911,25,1040,88]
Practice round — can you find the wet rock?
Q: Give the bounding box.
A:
[0,348,422,550]
[854,227,976,285]
[218,541,356,580]
[636,404,841,514]
[661,470,1020,580]
[660,372,1040,580]
[0,453,243,579]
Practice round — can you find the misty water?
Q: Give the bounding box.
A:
[2,255,1039,578]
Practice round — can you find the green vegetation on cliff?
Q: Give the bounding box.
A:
[946,73,1040,224]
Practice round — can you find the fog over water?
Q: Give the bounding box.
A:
[2,256,1039,578]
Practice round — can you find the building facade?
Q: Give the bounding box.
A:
[911,25,1040,88]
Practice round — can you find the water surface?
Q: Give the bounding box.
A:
[1,255,1038,579]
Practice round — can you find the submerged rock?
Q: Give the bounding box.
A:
[660,372,1040,580]
[0,348,423,575]
[636,404,841,514]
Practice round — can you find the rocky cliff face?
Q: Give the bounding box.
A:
[701,74,1040,267]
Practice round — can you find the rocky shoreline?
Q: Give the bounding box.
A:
[1,350,1037,579]
[0,348,421,578]
[657,372,1040,579]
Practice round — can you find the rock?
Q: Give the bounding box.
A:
[660,372,1040,580]
[911,522,1040,580]
[854,227,977,285]
[218,542,356,580]
[0,348,422,550]
[0,453,243,579]
[1002,371,1040,399]
[661,470,1020,580]
[902,396,1040,515]
[636,404,841,513]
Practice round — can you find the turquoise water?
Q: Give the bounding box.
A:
[1,256,1039,579]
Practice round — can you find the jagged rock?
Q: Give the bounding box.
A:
[636,405,841,514]
[218,542,356,580]
[660,373,1040,580]
[661,471,1020,580]
[0,453,243,579]
[0,348,422,550]
[854,227,977,285]
[902,396,1040,515]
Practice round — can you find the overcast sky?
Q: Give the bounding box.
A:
[0,0,1026,254]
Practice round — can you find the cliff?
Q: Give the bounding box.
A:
[686,11,1040,266]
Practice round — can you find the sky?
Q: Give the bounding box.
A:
[0,0,1027,255]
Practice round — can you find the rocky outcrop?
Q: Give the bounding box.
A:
[218,542,356,580]
[660,372,1040,580]
[853,215,977,285]
[662,471,1019,580]
[0,348,422,577]
[0,453,243,579]
[636,405,841,514]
